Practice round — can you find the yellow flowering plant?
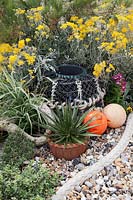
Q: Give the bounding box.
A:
[0,1,132,139]
[0,3,132,103]
[0,38,37,85]
[0,6,132,89]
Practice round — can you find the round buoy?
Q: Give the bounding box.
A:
[83,110,107,135]
[103,104,127,128]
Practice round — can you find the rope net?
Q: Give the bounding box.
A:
[45,74,105,109]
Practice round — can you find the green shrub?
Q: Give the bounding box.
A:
[2,132,35,167]
[0,162,60,200]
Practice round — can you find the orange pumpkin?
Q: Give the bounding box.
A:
[83,110,107,135]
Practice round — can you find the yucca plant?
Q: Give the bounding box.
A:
[41,105,99,145]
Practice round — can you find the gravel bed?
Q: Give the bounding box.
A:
[0,125,132,199]
[35,125,132,200]
[66,142,132,200]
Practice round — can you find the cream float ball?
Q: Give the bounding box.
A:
[103,103,127,128]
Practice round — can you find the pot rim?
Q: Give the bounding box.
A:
[48,139,88,148]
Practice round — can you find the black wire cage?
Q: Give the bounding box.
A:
[44,64,106,109]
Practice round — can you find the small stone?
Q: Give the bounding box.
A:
[68,192,74,197]
[109,187,117,192]
[42,163,47,168]
[76,163,85,171]
[80,157,88,165]
[125,194,131,200]
[82,185,88,191]
[23,160,30,165]
[84,181,93,188]
[60,181,66,185]
[75,185,82,192]
[114,158,122,165]
[86,194,91,199]
[95,178,104,185]
[86,149,90,154]
[101,170,106,176]
[95,142,102,147]
[80,192,86,200]
[49,156,55,161]
[87,155,94,160]
[110,195,117,200]
[104,176,109,181]
[72,158,81,166]
[92,194,99,199]
[118,194,125,199]
[114,184,124,189]
[70,171,77,177]
[102,185,109,192]
[95,185,101,192]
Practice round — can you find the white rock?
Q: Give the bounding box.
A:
[76,163,85,171]
[104,176,109,181]
[125,193,131,200]
[80,192,86,200]
[95,185,101,191]
[92,194,99,199]
[108,187,117,192]
[75,185,82,192]
[95,178,104,185]
[84,181,93,188]
[60,181,66,185]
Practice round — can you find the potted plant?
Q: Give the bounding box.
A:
[41,105,98,160]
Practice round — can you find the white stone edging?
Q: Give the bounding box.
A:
[52,112,133,200]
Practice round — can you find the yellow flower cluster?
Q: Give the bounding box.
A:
[93,61,115,78]
[93,61,106,77]
[101,31,128,54]
[15,6,49,38]
[60,9,132,56]
[28,69,35,79]
[0,38,36,74]
[60,16,104,41]
[35,24,50,38]
[15,8,25,15]
[101,10,133,54]
[0,43,12,53]
[127,106,133,112]
[16,6,44,23]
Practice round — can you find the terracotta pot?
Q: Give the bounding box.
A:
[48,140,88,160]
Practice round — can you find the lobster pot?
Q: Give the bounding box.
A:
[44,65,105,109]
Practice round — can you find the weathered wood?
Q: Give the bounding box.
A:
[0,119,47,146]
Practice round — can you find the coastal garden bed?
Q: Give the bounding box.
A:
[0,1,133,200]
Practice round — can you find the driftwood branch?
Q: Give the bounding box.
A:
[0,119,47,146]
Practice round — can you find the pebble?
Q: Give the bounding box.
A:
[84,181,93,188]
[72,158,80,166]
[76,163,85,171]
[108,187,117,193]
[103,176,109,181]
[33,126,131,200]
[95,177,104,185]
[75,185,82,192]
[66,128,132,199]
[92,194,99,199]
[81,193,86,200]
[114,184,124,189]
[60,180,66,185]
